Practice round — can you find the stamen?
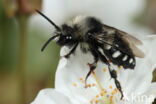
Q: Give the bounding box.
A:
[96,95,99,98]
[100,92,104,96]
[103,90,107,94]
[78,77,86,85]
[95,99,99,104]
[110,96,114,103]
[100,90,107,97]
[91,71,111,104]
[92,71,103,90]
[73,82,77,87]
[90,99,94,104]
[119,65,123,69]
[90,100,93,104]
[103,68,107,72]
[92,83,96,87]
[109,85,113,89]
[111,91,116,95]
[114,88,118,92]
[79,77,83,81]
[102,88,105,91]
[87,84,92,88]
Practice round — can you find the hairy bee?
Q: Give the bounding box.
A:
[36,10,145,99]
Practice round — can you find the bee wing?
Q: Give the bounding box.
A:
[128,42,145,58]
[94,25,145,58]
[117,31,145,58]
[118,31,143,45]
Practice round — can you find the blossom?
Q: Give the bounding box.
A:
[32,35,156,104]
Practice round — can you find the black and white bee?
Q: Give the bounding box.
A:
[36,10,145,99]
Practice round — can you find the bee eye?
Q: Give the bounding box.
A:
[66,36,72,39]
[88,32,92,36]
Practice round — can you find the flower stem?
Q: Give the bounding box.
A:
[17,15,29,104]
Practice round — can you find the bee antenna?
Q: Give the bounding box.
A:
[35,9,60,31]
[41,34,59,51]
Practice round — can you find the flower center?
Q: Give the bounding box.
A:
[91,71,112,104]
[90,70,120,104]
[73,67,122,104]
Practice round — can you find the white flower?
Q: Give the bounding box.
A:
[31,35,156,104]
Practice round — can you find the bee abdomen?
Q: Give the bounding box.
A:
[103,47,135,69]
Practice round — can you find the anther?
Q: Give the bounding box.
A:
[111,91,116,95]
[103,90,107,94]
[87,84,91,88]
[103,68,107,72]
[100,93,104,96]
[90,99,94,104]
[96,95,99,98]
[73,83,77,87]
[109,85,112,89]
[92,83,96,87]
[110,96,114,102]
[95,99,99,104]
[114,88,118,92]
[79,77,83,81]
[119,65,123,69]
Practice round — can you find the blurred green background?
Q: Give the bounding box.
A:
[0,0,60,104]
[0,0,155,104]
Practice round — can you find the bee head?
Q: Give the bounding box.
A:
[36,10,77,51]
[55,24,77,46]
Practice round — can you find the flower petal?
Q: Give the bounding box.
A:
[116,35,156,95]
[143,35,156,70]
[31,89,72,104]
[143,82,156,98]
[55,35,156,104]
[56,46,100,104]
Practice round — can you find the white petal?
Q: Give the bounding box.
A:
[56,46,100,104]
[118,83,156,104]
[143,35,156,70]
[143,82,156,98]
[55,35,156,104]
[31,89,72,104]
[116,35,156,95]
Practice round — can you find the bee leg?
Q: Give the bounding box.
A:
[109,69,124,99]
[85,62,97,88]
[85,49,99,88]
[95,49,124,99]
[63,43,78,58]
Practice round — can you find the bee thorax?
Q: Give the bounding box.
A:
[80,42,90,53]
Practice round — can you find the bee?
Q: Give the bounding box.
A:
[36,10,145,99]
